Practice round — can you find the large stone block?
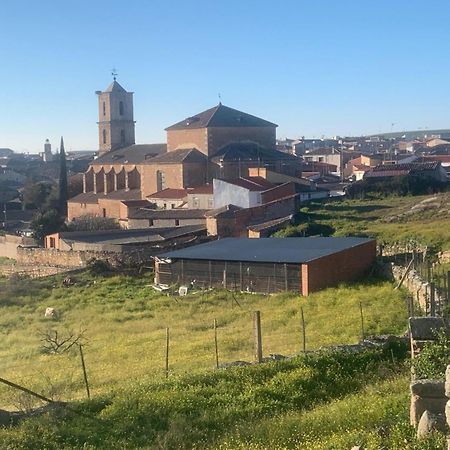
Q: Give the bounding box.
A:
[411,380,445,398]
[417,410,447,438]
[410,394,447,426]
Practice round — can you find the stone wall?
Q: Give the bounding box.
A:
[410,380,446,427]
[0,234,35,259]
[389,263,444,314]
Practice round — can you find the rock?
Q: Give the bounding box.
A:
[351,446,364,450]
[44,307,56,318]
[411,394,447,426]
[411,380,445,398]
[417,410,447,438]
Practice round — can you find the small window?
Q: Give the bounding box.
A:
[102,208,106,218]
[175,219,180,227]
[103,129,107,144]
[207,198,213,208]
[171,203,176,209]
[148,219,154,226]
[49,237,56,248]
[120,129,125,144]
[193,197,200,208]
[103,101,106,116]
[119,101,124,115]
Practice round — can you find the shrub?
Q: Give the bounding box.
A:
[413,330,450,379]
[86,258,112,276]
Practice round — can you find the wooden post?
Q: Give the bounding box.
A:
[254,311,263,363]
[447,271,450,305]
[300,307,306,354]
[359,302,365,342]
[239,262,243,291]
[78,344,90,400]
[223,262,227,289]
[430,282,436,317]
[284,263,288,291]
[165,327,170,378]
[407,296,414,318]
[213,319,219,369]
[209,260,212,288]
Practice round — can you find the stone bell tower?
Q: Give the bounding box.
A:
[96,77,135,156]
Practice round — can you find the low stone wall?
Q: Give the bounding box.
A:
[16,247,137,269]
[390,263,443,313]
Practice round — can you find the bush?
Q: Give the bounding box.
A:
[67,214,120,232]
[413,330,450,379]
[30,209,66,244]
[346,175,447,199]
[273,221,335,237]
[86,258,112,276]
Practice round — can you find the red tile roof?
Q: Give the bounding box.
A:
[147,188,188,199]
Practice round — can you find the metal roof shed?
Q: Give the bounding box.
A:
[155,237,376,295]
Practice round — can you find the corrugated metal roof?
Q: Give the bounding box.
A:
[159,237,374,264]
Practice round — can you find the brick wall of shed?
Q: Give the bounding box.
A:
[301,240,376,295]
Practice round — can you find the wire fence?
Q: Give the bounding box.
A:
[0,296,410,410]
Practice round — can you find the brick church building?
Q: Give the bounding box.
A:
[68,80,299,221]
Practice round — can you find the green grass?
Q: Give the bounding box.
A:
[0,348,418,449]
[278,193,450,251]
[217,375,445,450]
[0,271,408,409]
[0,256,15,264]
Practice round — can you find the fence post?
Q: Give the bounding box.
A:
[359,302,365,342]
[407,296,413,318]
[447,271,450,305]
[165,327,170,378]
[300,307,306,354]
[213,319,219,369]
[78,344,90,400]
[254,311,263,363]
[430,282,436,317]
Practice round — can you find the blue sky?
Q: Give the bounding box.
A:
[1,0,450,152]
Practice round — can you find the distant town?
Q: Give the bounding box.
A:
[0,78,449,289]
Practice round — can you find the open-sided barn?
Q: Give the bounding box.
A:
[155,237,376,295]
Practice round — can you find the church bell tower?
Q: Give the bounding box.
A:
[96,77,135,156]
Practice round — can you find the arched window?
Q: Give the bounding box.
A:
[103,102,106,116]
[120,129,125,144]
[119,101,124,116]
[103,129,107,144]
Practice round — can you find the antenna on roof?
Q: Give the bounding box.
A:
[218,92,222,105]
[111,67,118,81]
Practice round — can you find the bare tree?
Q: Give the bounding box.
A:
[40,328,86,354]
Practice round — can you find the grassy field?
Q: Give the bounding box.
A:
[216,374,445,450]
[277,193,450,251]
[0,270,408,410]
[0,350,443,450]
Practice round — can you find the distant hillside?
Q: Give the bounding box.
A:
[370,129,450,140]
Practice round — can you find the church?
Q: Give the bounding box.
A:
[67,80,300,222]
